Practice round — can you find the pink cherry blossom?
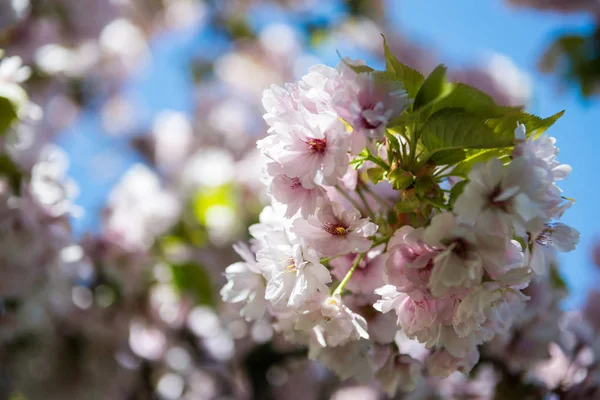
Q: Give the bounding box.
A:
[453,158,546,237]
[373,346,423,395]
[257,230,331,308]
[262,82,303,132]
[424,213,484,297]
[344,293,397,344]
[330,248,386,294]
[264,162,328,219]
[529,222,580,275]
[384,225,440,295]
[291,202,377,257]
[333,59,410,152]
[374,285,438,343]
[426,348,480,378]
[220,243,267,321]
[265,115,351,188]
[453,282,529,340]
[297,294,369,347]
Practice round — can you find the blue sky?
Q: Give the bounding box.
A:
[59,1,599,308]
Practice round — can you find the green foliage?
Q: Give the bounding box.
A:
[388,169,414,190]
[549,264,569,293]
[540,28,600,98]
[382,35,424,98]
[451,148,512,177]
[486,110,565,140]
[394,196,420,214]
[170,262,215,307]
[342,58,375,74]
[343,43,567,242]
[0,95,19,135]
[448,180,468,206]
[414,175,435,197]
[420,109,515,153]
[429,149,467,166]
[413,65,453,111]
[192,184,236,225]
[0,154,23,193]
[366,167,385,184]
[350,148,370,169]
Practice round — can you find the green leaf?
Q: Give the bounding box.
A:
[342,58,375,74]
[384,131,400,163]
[429,149,467,166]
[451,148,512,177]
[433,83,496,111]
[349,148,369,169]
[448,180,468,206]
[395,196,420,214]
[421,196,449,211]
[382,35,424,98]
[0,154,23,193]
[170,262,215,307]
[549,264,568,293]
[421,109,515,153]
[0,96,18,135]
[388,169,414,190]
[388,85,518,128]
[524,110,565,138]
[367,167,385,184]
[413,65,453,111]
[415,175,435,197]
[484,110,564,142]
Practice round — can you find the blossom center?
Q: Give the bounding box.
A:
[359,101,385,130]
[286,260,297,272]
[323,223,348,236]
[452,239,471,259]
[289,177,302,189]
[489,186,511,211]
[536,225,554,247]
[306,138,327,153]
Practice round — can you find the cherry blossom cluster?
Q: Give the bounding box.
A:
[221,38,580,395]
[0,51,81,305]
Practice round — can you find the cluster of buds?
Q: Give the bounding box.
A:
[221,37,580,395]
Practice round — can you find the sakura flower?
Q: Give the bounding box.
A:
[0,55,31,84]
[424,213,484,297]
[513,124,572,183]
[476,235,526,279]
[513,125,572,223]
[529,222,580,275]
[426,348,480,378]
[297,64,340,114]
[220,243,267,321]
[345,294,397,344]
[248,204,290,252]
[330,248,385,294]
[384,225,439,294]
[262,82,303,132]
[264,162,328,219]
[311,339,374,382]
[298,294,369,347]
[453,282,529,340]
[291,202,377,257]
[334,59,410,152]
[453,158,545,237]
[257,230,331,308]
[374,285,438,343]
[263,115,350,188]
[373,346,423,395]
